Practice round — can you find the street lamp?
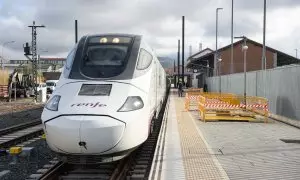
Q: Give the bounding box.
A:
[262,0,266,70]
[231,0,234,74]
[218,58,222,93]
[262,0,267,98]
[234,36,248,106]
[206,61,210,77]
[215,7,223,76]
[295,49,298,58]
[1,40,15,69]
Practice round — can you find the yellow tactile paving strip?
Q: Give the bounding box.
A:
[174,97,229,180]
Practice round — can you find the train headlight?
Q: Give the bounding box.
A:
[100,38,108,43]
[118,96,144,112]
[45,95,61,111]
[112,38,120,43]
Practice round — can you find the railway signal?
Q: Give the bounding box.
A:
[26,21,46,102]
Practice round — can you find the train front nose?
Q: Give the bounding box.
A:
[79,116,125,154]
[44,116,125,154]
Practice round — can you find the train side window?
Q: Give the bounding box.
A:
[136,49,152,70]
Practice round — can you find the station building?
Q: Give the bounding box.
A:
[186,37,300,88]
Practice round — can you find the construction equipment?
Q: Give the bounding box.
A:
[9,72,32,99]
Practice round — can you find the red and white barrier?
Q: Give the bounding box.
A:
[0,85,8,97]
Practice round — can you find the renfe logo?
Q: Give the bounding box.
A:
[71,102,107,108]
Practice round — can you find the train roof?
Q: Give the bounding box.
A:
[85,33,142,38]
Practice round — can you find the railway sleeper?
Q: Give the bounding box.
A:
[134,160,149,164]
[135,157,151,161]
[130,169,147,174]
[127,174,146,180]
[135,154,151,158]
[133,164,148,169]
[59,174,111,179]
[69,168,114,174]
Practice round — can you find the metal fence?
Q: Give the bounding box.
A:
[206,64,300,121]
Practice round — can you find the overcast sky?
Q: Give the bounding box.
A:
[0,0,300,62]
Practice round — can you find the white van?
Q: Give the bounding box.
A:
[30,83,47,96]
[46,80,59,94]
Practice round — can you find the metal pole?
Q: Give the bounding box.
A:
[75,20,78,43]
[215,9,217,77]
[219,61,221,93]
[262,0,266,70]
[28,21,45,102]
[177,39,180,87]
[215,8,223,77]
[231,0,234,74]
[32,21,37,102]
[262,0,267,98]
[173,60,175,73]
[295,49,298,58]
[217,9,220,93]
[216,8,223,92]
[182,16,185,83]
[234,35,247,102]
[38,54,40,78]
[243,38,247,108]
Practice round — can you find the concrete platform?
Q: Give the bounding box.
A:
[150,94,300,180]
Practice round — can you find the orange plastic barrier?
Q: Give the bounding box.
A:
[185,91,203,111]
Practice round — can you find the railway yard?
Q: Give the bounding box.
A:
[1,0,300,179]
[0,88,299,180]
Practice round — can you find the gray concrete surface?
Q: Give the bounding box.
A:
[191,111,300,180]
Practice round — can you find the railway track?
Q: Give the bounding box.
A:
[0,120,43,150]
[26,88,170,180]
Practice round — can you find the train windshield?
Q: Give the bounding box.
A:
[79,36,132,78]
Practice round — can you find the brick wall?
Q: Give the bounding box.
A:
[219,42,274,75]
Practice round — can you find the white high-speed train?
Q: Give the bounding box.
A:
[41,34,167,164]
